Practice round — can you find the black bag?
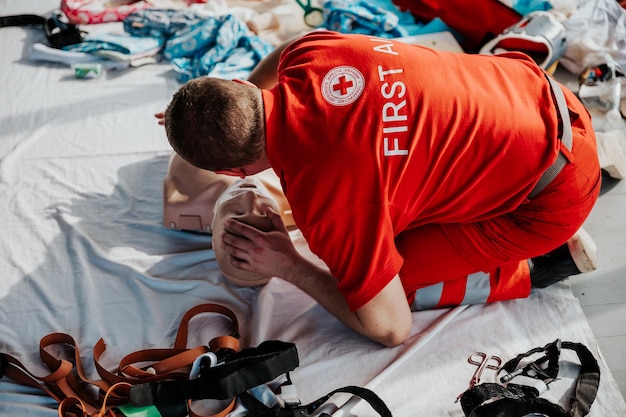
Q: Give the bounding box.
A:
[0,11,82,48]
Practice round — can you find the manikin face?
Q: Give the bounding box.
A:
[211,177,278,287]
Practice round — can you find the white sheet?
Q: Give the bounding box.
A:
[1,1,625,416]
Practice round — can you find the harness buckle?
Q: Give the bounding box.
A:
[279,373,302,408]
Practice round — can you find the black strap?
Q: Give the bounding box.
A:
[130,340,299,406]
[0,14,45,27]
[239,385,393,417]
[460,382,538,416]
[499,338,563,382]
[499,340,600,417]
[304,385,392,417]
[468,397,569,417]
[0,12,82,49]
[562,341,600,417]
[460,340,600,417]
[0,353,7,378]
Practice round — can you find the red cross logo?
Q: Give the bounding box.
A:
[332,76,354,96]
[321,66,365,106]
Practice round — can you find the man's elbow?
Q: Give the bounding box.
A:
[371,320,412,347]
[354,278,413,346]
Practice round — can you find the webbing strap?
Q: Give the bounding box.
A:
[528,75,573,199]
[460,382,537,416]
[499,338,562,381]
[0,303,243,417]
[468,396,570,417]
[0,14,45,27]
[0,12,82,49]
[460,340,600,417]
[305,385,393,417]
[129,340,299,405]
[563,341,600,417]
[239,385,393,417]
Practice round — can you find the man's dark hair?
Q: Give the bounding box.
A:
[165,77,264,171]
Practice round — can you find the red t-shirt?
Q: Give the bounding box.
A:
[262,31,560,311]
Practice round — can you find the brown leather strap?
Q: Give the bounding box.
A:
[209,335,240,353]
[2,353,66,403]
[1,303,242,417]
[174,303,239,349]
[118,346,210,379]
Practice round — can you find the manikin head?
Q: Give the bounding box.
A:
[211,177,278,287]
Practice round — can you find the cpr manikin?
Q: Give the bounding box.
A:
[211,177,281,287]
[163,153,294,286]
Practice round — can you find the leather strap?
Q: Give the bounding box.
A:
[0,303,241,417]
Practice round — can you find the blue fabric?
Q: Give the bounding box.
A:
[320,0,451,38]
[166,14,273,82]
[63,33,163,55]
[123,8,199,39]
[123,8,273,83]
[322,0,402,36]
[512,0,553,16]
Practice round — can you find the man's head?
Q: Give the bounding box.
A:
[211,177,278,287]
[164,77,265,172]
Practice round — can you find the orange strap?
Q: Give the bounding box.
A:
[0,303,241,417]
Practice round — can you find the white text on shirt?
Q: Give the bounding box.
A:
[370,38,409,157]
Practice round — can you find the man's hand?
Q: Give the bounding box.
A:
[220,207,412,346]
[220,207,302,279]
[155,111,165,126]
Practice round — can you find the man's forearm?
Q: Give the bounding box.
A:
[281,259,412,346]
[218,211,412,345]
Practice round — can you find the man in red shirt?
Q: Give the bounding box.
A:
[164,31,601,346]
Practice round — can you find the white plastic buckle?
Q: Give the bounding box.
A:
[189,352,218,380]
[279,382,301,408]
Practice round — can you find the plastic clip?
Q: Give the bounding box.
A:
[189,352,218,380]
[279,373,301,408]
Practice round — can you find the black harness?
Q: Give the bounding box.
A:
[129,340,392,417]
[239,384,392,417]
[0,11,82,49]
[459,340,600,417]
